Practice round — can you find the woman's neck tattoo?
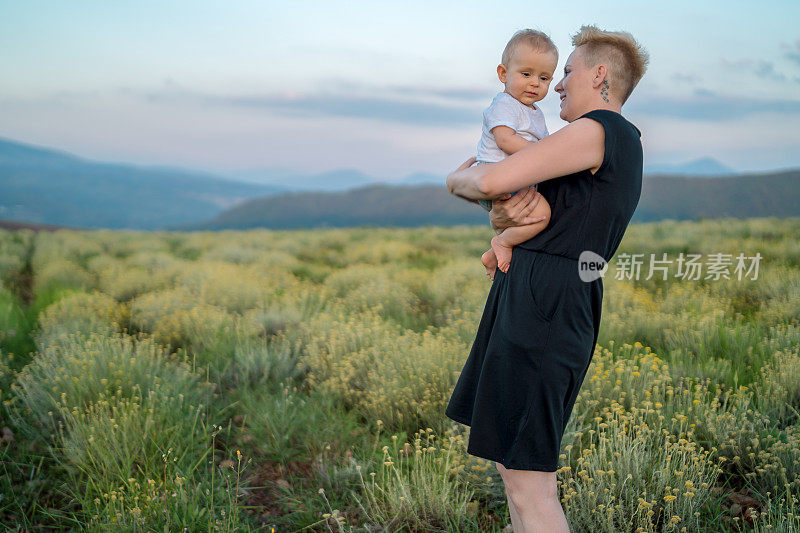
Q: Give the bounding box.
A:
[601,80,610,103]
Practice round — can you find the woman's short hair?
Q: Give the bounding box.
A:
[571,25,649,104]
[502,29,558,66]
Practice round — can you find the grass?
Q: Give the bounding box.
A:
[0,217,798,531]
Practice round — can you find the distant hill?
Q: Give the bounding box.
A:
[397,172,442,186]
[0,218,73,232]
[2,134,795,232]
[227,167,377,191]
[644,157,735,176]
[230,158,742,192]
[226,167,444,190]
[178,169,800,231]
[634,169,800,221]
[0,137,284,230]
[228,158,740,193]
[169,183,481,230]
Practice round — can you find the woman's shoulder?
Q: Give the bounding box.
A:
[573,109,643,177]
[579,109,641,138]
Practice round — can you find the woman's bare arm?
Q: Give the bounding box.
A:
[447,118,606,200]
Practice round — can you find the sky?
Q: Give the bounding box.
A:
[2,0,800,180]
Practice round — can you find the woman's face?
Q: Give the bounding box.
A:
[554,46,596,122]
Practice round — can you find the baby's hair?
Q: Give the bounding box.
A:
[501,29,558,67]
[571,25,649,104]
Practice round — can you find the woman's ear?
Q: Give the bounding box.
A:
[497,64,508,83]
[592,65,608,89]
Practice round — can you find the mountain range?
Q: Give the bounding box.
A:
[173,169,800,231]
[643,157,735,176]
[1,136,796,231]
[221,157,739,190]
[0,137,284,230]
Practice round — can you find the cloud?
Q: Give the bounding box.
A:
[3,84,799,178]
[754,61,787,81]
[670,72,702,84]
[165,86,800,124]
[785,38,800,65]
[282,77,494,102]
[12,81,800,131]
[720,58,788,82]
[142,86,489,126]
[720,58,752,70]
[220,93,479,126]
[385,85,491,101]
[627,92,800,121]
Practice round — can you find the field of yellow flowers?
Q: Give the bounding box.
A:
[1,218,798,531]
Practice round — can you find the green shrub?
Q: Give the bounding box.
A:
[11,333,210,440]
[35,291,125,346]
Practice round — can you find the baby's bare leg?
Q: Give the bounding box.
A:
[481,248,498,280]
[492,195,551,273]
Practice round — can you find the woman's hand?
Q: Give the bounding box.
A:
[447,156,505,201]
[454,156,477,174]
[446,156,480,200]
[489,187,546,232]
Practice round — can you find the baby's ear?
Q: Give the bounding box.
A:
[497,64,507,83]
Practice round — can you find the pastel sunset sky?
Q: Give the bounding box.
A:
[2,0,799,179]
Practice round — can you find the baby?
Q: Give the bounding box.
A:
[475,29,558,280]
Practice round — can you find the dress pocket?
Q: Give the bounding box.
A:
[526,253,569,323]
[496,253,554,370]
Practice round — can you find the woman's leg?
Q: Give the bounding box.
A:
[496,462,570,533]
[497,462,525,532]
[502,483,524,532]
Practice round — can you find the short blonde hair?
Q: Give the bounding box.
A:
[571,25,649,104]
[501,29,558,66]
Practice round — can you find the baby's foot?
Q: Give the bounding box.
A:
[491,235,513,273]
[481,249,497,280]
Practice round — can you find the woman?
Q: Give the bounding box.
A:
[444,25,649,532]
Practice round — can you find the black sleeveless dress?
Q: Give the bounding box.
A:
[445,110,643,471]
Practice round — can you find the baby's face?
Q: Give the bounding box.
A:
[498,45,558,107]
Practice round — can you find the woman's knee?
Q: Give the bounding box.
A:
[511,488,560,517]
[502,470,558,507]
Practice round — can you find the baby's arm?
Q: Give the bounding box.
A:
[491,125,532,156]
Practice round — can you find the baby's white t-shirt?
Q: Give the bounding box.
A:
[476,91,549,163]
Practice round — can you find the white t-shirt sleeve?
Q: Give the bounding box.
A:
[483,95,521,134]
